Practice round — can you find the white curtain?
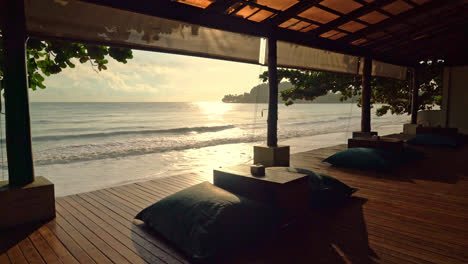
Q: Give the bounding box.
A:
[24,0,261,64]
[24,0,407,80]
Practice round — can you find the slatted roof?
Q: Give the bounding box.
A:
[78,0,468,67]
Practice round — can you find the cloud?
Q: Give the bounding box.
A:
[29,50,264,102]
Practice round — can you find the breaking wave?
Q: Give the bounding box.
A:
[29,125,235,142]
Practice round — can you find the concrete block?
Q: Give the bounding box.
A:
[253,145,290,167]
[352,131,378,138]
[403,123,418,135]
[0,176,55,230]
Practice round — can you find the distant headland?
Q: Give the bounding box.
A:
[222,82,356,104]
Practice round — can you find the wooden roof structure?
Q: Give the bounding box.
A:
[78,0,468,67]
[0,0,467,250]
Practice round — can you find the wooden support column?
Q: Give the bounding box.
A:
[267,36,278,147]
[361,57,372,133]
[253,36,289,167]
[411,67,419,124]
[1,0,35,186]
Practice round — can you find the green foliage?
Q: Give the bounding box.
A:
[0,37,133,90]
[260,61,443,116]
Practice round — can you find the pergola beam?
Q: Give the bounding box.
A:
[340,0,454,44]
[311,0,395,37]
[206,0,238,13]
[395,26,468,62]
[1,0,35,186]
[265,0,321,26]
[364,7,468,50]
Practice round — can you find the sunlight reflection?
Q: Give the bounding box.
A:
[181,142,254,176]
[195,102,233,121]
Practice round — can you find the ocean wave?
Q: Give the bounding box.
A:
[286,116,360,126]
[27,125,235,142]
[27,121,363,167]
[0,116,409,168]
[32,136,264,166]
[336,116,360,120]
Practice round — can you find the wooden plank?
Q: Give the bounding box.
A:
[52,211,116,264]
[1,142,468,264]
[17,238,45,264]
[81,192,136,221]
[109,186,152,206]
[147,177,194,192]
[0,254,11,264]
[55,202,137,264]
[332,221,466,263]
[77,193,189,264]
[37,226,80,264]
[44,222,97,264]
[69,195,187,264]
[113,185,162,205]
[157,174,202,188]
[59,197,162,264]
[28,231,62,264]
[95,190,142,214]
[6,245,28,264]
[361,207,468,248]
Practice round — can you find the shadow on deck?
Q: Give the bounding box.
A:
[1,141,467,264]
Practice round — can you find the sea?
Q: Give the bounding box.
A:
[0,102,409,196]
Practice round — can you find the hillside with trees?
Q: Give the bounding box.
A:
[222,82,356,104]
[258,62,442,116]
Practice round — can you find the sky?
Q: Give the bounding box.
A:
[29,50,267,102]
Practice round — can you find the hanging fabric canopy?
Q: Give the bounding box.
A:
[22,0,407,80]
[24,0,262,64]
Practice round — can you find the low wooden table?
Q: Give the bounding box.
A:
[213,165,309,219]
[348,136,404,152]
[416,126,458,137]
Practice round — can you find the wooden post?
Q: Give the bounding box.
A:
[267,36,278,147]
[411,67,419,124]
[361,57,372,133]
[1,0,35,186]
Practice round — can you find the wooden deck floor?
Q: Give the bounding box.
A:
[1,142,467,264]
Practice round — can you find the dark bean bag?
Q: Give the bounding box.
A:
[287,167,357,208]
[407,134,458,147]
[323,147,401,171]
[135,181,279,263]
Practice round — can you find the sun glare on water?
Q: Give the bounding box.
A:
[195,102,232,120]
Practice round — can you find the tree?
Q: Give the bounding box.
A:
[1,17,201,91]
[0,37,133,90]
[260,60,443,116]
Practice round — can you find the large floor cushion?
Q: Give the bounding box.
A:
[323,147,401,171]
[401,146,425,162]
[407,134,458,147]
[287,168,357,207]
[135,181,279,262]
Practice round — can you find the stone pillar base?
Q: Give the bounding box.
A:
[253,145,290,167]
[352,131,378,138]
[403,123,418,135]
[0,176,55,230]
